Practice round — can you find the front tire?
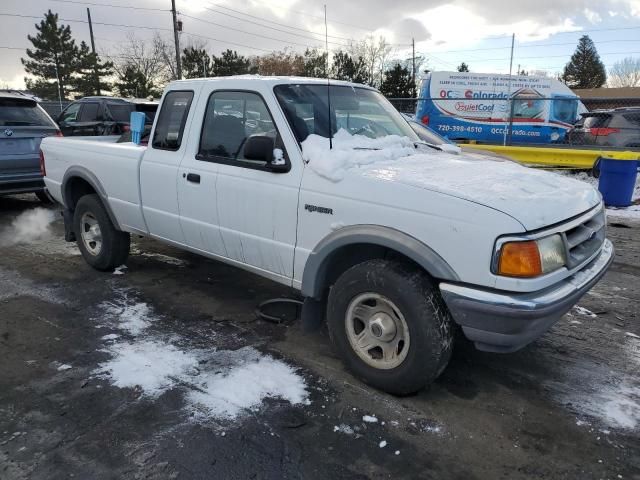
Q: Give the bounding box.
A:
[327,259,454,395]
[73,194,130,271]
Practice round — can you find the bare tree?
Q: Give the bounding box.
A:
[347,36,393,88]
[609,57,640,88]
[109,32,168,94]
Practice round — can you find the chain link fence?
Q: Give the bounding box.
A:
[388,96,640,150]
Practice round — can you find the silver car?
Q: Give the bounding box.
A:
[1,91,60,201]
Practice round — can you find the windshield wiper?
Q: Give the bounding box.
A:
[414,141,442,151]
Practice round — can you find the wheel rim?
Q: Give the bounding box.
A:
[345,293,410,370]
[80,212,102,256]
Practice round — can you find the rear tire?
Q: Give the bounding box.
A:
[327,259,454,395]
[73,194,130,271]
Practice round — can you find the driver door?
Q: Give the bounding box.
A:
[179,89,301,284]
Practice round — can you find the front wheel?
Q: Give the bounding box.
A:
[327,259,454,395]
[73,194,130,271]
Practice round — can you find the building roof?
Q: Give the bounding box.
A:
[573,87,640,99]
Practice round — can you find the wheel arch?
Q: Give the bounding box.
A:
[300,225,459,300]
[62,166,122,230]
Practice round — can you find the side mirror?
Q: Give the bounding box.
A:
[244,135,289,173]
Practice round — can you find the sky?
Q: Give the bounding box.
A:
[1,0,639,89]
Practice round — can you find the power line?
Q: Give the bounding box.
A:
[0,12,173,31]
[180,13,331,49]
[50,0,168,12]
[202,3,353,42]
[466,50,640,63]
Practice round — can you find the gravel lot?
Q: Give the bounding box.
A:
[1,194,639,480]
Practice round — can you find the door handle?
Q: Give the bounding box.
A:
[186,173,201,184]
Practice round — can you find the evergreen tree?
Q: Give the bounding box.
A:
[457,62,469,72]
[303,48,327,77]
[212,50,252,76]
[182,46,212,79]
[379,63,415,98]
[21,10,82,100]
[114,65,160,98]
[562,35,606,88]
[331,51,368,83]
[72,41,113,96]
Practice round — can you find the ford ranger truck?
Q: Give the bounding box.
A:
[41,77,614,395]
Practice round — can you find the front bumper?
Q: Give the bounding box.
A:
[440,239,614,353]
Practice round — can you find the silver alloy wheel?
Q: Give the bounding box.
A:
[80,212,103,256]
[345,293,410,370]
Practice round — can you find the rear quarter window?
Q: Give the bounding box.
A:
[108,103,135,122]
[0,98,56,127]
[152,91,194,151]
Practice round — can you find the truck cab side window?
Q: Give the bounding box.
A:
[198,91,285,166]
[152,91,194,151]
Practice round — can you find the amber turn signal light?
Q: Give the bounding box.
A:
[497,241,543,278]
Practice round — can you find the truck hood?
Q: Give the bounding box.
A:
[358,152,600,230]
[301,131,601,231]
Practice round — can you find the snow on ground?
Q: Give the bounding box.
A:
[551,335,640,431]
[572,305,598,318]
[92,289,309,421]
[130,245,187,266]
[362,415,378,423]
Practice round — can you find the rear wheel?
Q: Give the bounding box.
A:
[73,194,130,271]
[327,259,454,395]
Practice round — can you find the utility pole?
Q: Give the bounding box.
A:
[412,38,416,98]
[86,8,100,95]
[171,0,182,80]
[503,33,515,146]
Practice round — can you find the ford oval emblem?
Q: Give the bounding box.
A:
[4,129,13,136]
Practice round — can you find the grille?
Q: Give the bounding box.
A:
[562,208,606,269]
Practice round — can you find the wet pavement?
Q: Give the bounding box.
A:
[1,194,639,480]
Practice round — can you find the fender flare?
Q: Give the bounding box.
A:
[300,225,460,299]
[61,166,122,230]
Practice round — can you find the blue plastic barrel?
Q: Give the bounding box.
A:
[598,158,638,207]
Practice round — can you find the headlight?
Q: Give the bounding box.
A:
[496,234,566,278]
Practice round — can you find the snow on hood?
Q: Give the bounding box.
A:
[301,130,601,230]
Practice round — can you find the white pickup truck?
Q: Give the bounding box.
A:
[42,77,613,394]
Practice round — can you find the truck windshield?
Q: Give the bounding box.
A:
[274,84,419,143]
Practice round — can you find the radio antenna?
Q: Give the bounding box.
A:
[324,4,333,149]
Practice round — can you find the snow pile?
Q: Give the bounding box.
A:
[0,208,56,247]
[188,347,308,420]
[96,340,200,396]
[362,415,378,423]
[93,289,309,420]
[301,129,415,182]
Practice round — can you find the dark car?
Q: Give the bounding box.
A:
[0,91,60,201]
[57,97,158,137]
[567,108,640,148]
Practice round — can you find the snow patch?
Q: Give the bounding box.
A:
[301,129,416,182]
[573,305,597,318]
[57,364,72,371]
[113,265,127,275]
[626,332,640,339]
[362,415,378,423]
[333,424,354,435]
[101,333,120,341]
[100,296,154,336]
[94,291,309,421]
[0,208,56,247]
[130,246,187,266]
[379,440,387,448]
[187,347,309,420]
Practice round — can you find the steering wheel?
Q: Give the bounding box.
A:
[352,122,389,138]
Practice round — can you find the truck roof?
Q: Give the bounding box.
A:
[169,75,376,91]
